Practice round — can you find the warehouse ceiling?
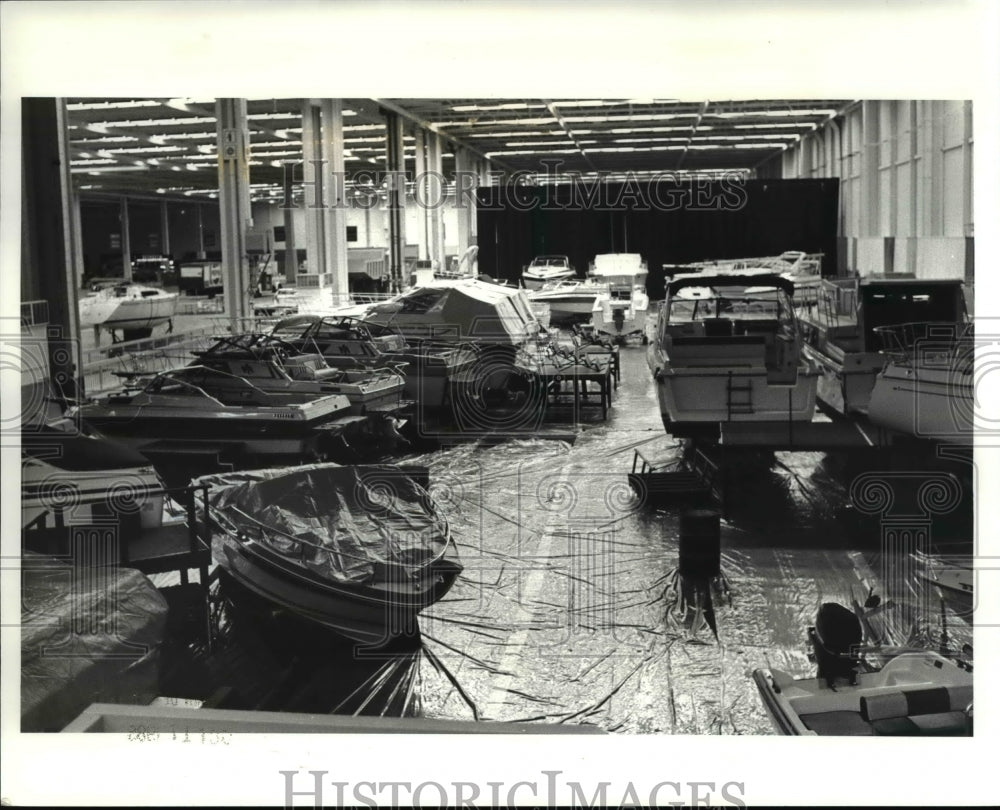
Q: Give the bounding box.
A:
[66,98,854,203]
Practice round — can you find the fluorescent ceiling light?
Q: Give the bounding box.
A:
[155,131,216,140]
[709,109,838,118]
[563,113,698,124]
[100,145,185,154]
[725,123,810,130]
[503,139,575,147]
[72,136,139,145]
[451,102,547,112]
[438,117,556,128]
[67,100,161,111]
[253,150,306,158]
[485,148,577,157]
[89,116,215,128]
[468,131,563,139]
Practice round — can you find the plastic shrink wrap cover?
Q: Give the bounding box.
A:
[195,463,450,586]
[21,553,168,731]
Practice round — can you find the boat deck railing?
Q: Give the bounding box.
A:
[872,321,974,366]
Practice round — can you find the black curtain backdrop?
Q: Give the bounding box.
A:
[476,178,839,301]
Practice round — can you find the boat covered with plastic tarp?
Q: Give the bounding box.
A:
[21,554,167,731]
[365,278,539,347]
[196,463,462,645]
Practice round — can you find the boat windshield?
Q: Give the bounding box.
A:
[143,370,222,401]
[668,286,788,322]
[531,256,569,268]
[150,366,270,397]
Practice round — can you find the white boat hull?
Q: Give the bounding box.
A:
[592,294,649,339]
[79,286,179,333]
[522,269,575,290]
[802,343,884,416]
[528,291,602,323]
[653,364,818,430]
[868,360,973,444]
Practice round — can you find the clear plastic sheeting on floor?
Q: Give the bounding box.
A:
[21,553,168,732]
[398,348,973,733]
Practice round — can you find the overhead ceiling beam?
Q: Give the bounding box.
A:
[69,120,173,149]
[371,98,513,172]
[159,99,296,145]
[677,101,709,170]
[543,99,597,174]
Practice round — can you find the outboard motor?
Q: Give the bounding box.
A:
[810,602,863,688]
[612,308,625,333]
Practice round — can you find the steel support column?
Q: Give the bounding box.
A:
[426,131,445,273]
[120,197,132,281]
[860,101,880,238]
[282,163,298,282]
[20,97,83,401]
[414,128,429,261]
[454,147,475,259]
[302,101,325,280]
[71,192,85,288]
[321,99,349,304]
[384,109,407,292]
[215,97,253,327]
[196,203,205,258]
[159,200,171,258]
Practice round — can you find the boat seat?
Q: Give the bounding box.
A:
[860,685,972,736]
[702,318,733,337]
[669,335,765,346]
[799,710,874,736]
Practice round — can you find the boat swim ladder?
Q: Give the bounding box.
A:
[726,372,754,419]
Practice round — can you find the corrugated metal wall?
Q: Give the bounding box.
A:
[762,101,973,285]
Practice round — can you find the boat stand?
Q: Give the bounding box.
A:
[533,352,616,421]
[22,484,217,650]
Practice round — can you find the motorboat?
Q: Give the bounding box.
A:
[588,254,650,342]
[668,251,823,307]
[366,277,540,347]
[774,250,824,306]
[588,253,648,284]
[867,321,974,444]
[648,271,818,437]
[70,367,355,466]
[366,278,541,395]
[271,315,478,412]
[592,285,650,342]
[521,255,576,289]
[797,277,968,419]
[753,602,973,736]
[78,283,178,340]
[527,278,608,325]
[21,424,168,532]
[913,550,974,623]
[196,463,463,644]
[189,333,409,420]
